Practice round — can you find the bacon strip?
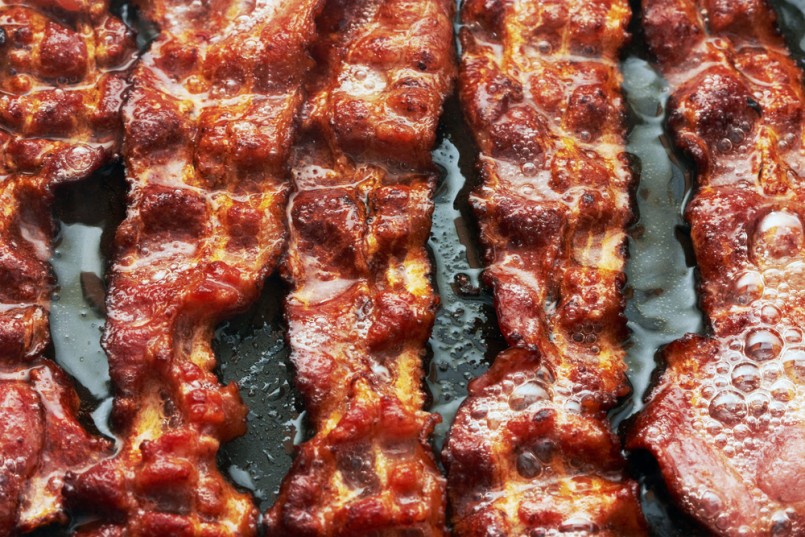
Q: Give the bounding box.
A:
[62,0,323,534]
[0,0,133,533]
[264,1,454,534]
[442,1,647,535]
[627,1,805,535]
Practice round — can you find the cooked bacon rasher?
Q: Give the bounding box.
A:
[442,0,647,535]
[627,0,805,535]
[0,0,134,533]
[265,0,455,534]
[62,0,324,534]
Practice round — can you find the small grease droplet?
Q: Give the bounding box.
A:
[470,403,488,419]
[733,423,750,440]
[731,362,761,392]
[771,511,792,535]
[745,329,783,361]
[769,401,786,418]
[700,489,723,516]
[770,379,795,402]
[728,127,746,144]
[747,391,770,417]
[760,305,782,323]
[705,420,722,435]
[752,211,804,265]
[559,518,598,533]
[717,138,733,152]
[763,362,784,382]
[508,380,550,411]
[515,449,542,478]
[783,349,805,382]
[709,390,747,425]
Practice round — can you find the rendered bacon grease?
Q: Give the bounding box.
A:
[628,0,805,535]
[265,0,455,534]
[442,0,647,535]
[62,0,323,534]
[0,0,134,533]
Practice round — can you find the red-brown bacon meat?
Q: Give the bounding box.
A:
[442,1,647,535]
[265,0,454,535]
[627,1,805,535]
[62,0,323,534]
[0,0,133,533]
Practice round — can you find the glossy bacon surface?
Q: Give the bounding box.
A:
[627,1,805,535]
[62,0,322,534]
[265,0,454,534]
[0,0,133,533]
[442,1,647,535]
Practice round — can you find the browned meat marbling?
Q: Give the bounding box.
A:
[442,1,648,535]
[62,0,324,534]
[0,0,134,533]
[265,1,455,535]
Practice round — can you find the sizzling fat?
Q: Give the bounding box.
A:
[442,1,647,535]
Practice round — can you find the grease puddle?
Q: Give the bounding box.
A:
[216,278,303,508]
[50,169,125,441]
[617,56,703,424]
[51,223,109,400]
[428,97,504,452]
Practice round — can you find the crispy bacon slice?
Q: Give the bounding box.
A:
[441,1,647,535]
[627,1,805,535]
[0,0,134,533]
[264,1,455,535]
[61,0,323,534]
